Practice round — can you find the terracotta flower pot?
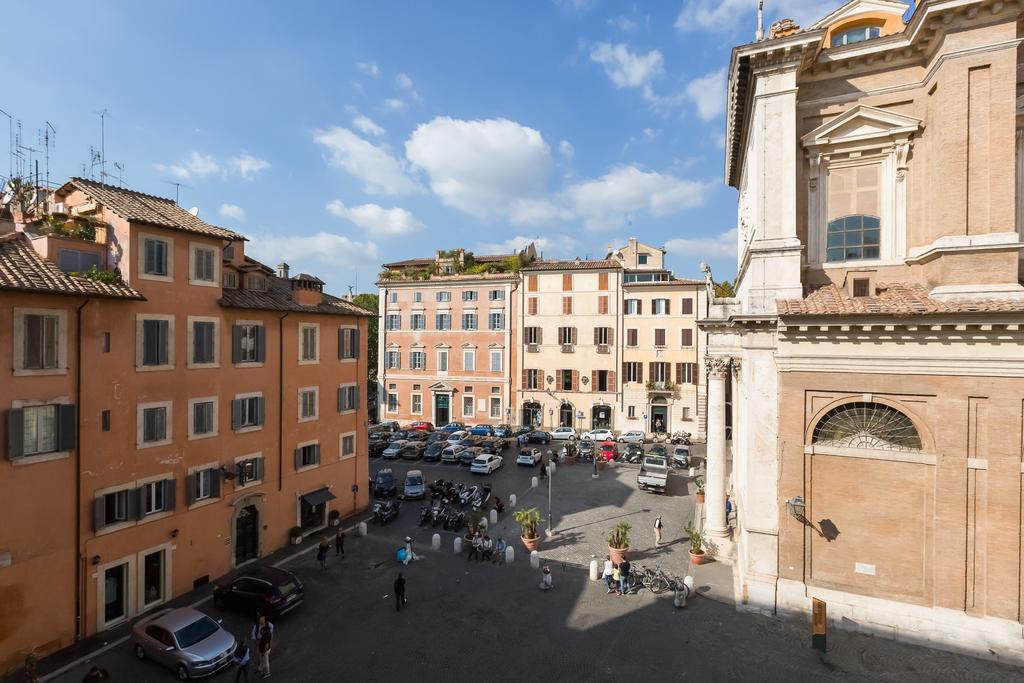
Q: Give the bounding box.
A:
[695,492,706,504]
[689,549,708,565]
[521,535,540,552]
[608,545,629,564]
[597,460,607,470]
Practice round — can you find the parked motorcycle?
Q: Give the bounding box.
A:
[459,485,478,507]
[444,508,465,532]
[671,431,691,445]
[471,483,493,511]
[418,504,431,526]
[373,500,401,525]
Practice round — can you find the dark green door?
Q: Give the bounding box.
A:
[435,394,450,426]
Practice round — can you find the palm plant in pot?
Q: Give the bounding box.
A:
[685,522,708,564]
[607,521,631,564]
[694,477,706,504]
[514,507,543,551]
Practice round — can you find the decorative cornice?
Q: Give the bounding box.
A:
[705,355,737,377]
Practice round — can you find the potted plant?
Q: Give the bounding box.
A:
[289,526,303,545]
[685,522,708,564]
[607,521,631,564]
[328,509,341,527]
[514,507,543,552]
[694,477,706,504]
[465,509,485,537]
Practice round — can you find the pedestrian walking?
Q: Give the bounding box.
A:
[618,559,631,595]
[467,533,482,561]
[654,515,664,547]
[602,555,615,593]
[250,614,274,678]
[394,572,407,612]
[539,462,547,479]
[538,565,553,591]
[493,537,507,564]
[316,537,329,569]
[232,640,252,683]
[335,527,345,557]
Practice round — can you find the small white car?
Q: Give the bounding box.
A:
[470,453,503,474]
[446,430,468,445]
[581,428,615,441]
[672,446,691,468]
[617,430,646,444]
[441,444,466,463]
[550,426,578,441]
[516,449,542,466]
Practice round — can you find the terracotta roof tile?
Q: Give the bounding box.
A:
[778,282,1024,317]
[64,178,245,241]
[220,275,372,317]
[521,259,622,272]
[0,232,144,299]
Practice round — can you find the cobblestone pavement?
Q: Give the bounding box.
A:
[35,442,1023,682]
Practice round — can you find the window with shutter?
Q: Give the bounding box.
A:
[681,328,693,347]
[598,272,608,290]
[627,329,638,347]
[527,275,537,291]
[192,321,216,364]
[681,298,694,315]
[143,238,169,276]
[598,296,608,315]
[23,313,61,370]
[562,297,573,315]
[562,274,573,291]
[528,298,537,315]
[655,329,666,347]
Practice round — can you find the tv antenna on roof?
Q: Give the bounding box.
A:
[113,162,125,187]
[96,109,110,185]
[38,122,55,190]
[163,180,192,205]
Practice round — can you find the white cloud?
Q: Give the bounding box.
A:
[247,231,380,273]
[384,98,407,110]
[357,61,380,77]
[313,126,420,196]
[553,0,594,9]
[230,154,270,180]
[665,228,737,259]
[405,116,553,218]
[558,140,575,161]
[154,151,220,180]
[685,67,727,122]
[608,16,639,32]
[589,42,664,89]
[395,73,414,89]
[508,198,574,226]
[476,233,576,258]
[325,200,423,236]
[352,114,385,137]
[218,203,246,221]
[675,0,823,34]
[565,165,712,230]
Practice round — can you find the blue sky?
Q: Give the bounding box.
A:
[3,0,829,293]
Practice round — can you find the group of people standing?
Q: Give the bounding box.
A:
[231,613,275,681]
[601,556,632,595]
[315,528,346,569]
[466,532,507,563]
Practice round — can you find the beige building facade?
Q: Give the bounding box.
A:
[702,0,1024,663]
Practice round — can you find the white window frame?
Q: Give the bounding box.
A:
[489,397,501,419]
[386,393,399,413]
[234,320,263,367]
[653,299,668,315]
[437,350,449,374]
[436,313,452,330]
[436,291,451,302]
[13,307,68,376]
[338,382,358,414]
[187,316,220,369]
[138,232,174,282]
[137,401,172,449]
[462,290,478,301]
[409,350,426,370]
[462,313,478,330]
[413,291,422,303]
[140,480,167,516]
[299,323,320,364]
[234,452,264,489]
[462,395,475,418]
[490,350,502,372]
[233,391,264,433]
[298,386,319,422]
[296,439,320,472]
[488,312,505,330]
[385,350,401,369]
[340,432,357,461]
[411,314,426,330]
[187,396,218,440]
[488,289,505,301]
[625,299,639,315]
[385,314,402,330]
[135,314,175,372]
[411,393,423,415]
[463,350,476,372]
[188,242,219,286]
[187,461,218,508]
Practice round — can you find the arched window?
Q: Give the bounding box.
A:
[831,25,881,47]
[812,401,921,451]
[826,215,881,262]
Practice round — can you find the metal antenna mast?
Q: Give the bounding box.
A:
[163,180,192,205]
[97,109,110,185]
[39,122,55,190]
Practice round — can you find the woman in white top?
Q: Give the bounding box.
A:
[602,555,615,593]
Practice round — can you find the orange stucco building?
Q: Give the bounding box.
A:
[0,178,371,673]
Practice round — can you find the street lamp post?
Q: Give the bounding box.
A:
[546,451,555,537]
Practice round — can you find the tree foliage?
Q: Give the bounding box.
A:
[714,278,736,297]
[351,293,379,382]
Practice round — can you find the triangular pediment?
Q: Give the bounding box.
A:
[802,105,921,148]
[809,0,909,30]
[461,342,477,349]
[428,381,454,392]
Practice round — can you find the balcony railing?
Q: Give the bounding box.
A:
[645,380,677,393]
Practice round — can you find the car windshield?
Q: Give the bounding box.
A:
[278,580,297,597]
[376,473,394,485]
[406,475,423,486]
[174,615,220,649]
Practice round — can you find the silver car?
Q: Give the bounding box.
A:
[133,607,236,680]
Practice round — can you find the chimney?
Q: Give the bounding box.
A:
[278,262,290,279]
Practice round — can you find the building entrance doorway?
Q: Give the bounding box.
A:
[522,402,541,428]
[559,403,574,428]
[235,505,260,565]
[103,562,128,626]
[650,401,669,435]
[592,405,612,429]
[141,549,166,609]
[434,394,450,426]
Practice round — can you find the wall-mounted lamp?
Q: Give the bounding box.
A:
[785,495,824,538]
[170,528,180,539]
[90,555,101,566]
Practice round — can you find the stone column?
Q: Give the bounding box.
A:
[704,356,731,541]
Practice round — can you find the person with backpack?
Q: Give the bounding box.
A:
[250,614,274,678]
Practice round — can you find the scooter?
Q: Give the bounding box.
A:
[373,500,401,525]
[459,485,478,507]
[471,483,492,511]
[418,504,431,526]
[670,431,691,445]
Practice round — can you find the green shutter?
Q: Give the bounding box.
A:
[57,404,77,451]
[7,409,24,459]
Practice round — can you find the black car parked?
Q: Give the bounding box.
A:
[374,469,397,497]
[213,566,304,619]
[513,426,534,437]
[423,442,445,462]
[526,431,552,445]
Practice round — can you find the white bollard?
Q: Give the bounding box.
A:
[530,550,540,569]
[509,494,517,508]
[431,533,441,550]
[480,517,488,530]
[688,467,697,478]
[684,575,694,592]
[549,462,556,476]
[531,476,538,488]
[505,546,515,564]
[489,509,498,525]
[358,521,367,537]
[454,537,463,554]
[589,559,599,581]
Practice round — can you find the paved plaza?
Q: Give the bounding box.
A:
[22,443,1023,682]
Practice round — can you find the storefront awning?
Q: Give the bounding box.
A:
[300,487,336,506]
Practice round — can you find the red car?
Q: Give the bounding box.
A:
[599,441,617,462]
[408,421,435,432]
